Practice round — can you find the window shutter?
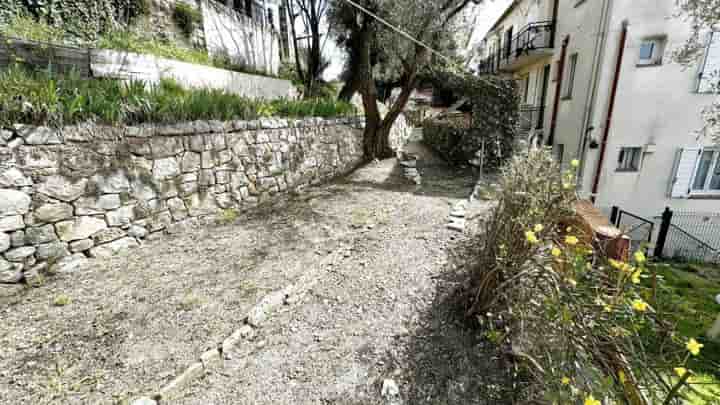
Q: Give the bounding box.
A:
[698,31,720,93]
[670,148,701,198]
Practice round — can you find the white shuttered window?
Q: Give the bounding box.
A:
[670,148,700,198]
[670,147,720,197]
[698,31,720,93]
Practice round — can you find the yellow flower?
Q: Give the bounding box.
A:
[563,183,572,190]
[631,269,642,284]
[620,263,634,274]
[566,278,578,287]
[618,370,626,383]
[571,159,580,168]
[686,338,704,356]
[604,304,613,313]
[551,247,562,257]
[561,376,571,385]
[534,224,544,232]
[525,230,539,244]
[565,235,579,246]
[566,226,573,232]
[632,299,648,312]
[674,367,688,377]
[609,259,622,269]
[634,250,646,264]
[584,395,601,405]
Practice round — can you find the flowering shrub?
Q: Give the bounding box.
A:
[468,148,706,403]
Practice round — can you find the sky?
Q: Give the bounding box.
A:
[321,0,512,81]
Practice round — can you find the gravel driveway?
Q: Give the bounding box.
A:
[0,142,514,404]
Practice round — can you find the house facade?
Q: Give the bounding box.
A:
[478,0,719,221]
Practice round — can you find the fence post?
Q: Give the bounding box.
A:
[610,206,619,226]
[654,207,673,258]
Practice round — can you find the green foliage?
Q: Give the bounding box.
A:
[52,294,71,307]
[0,14,65,42]
[172,2,202,38]
[0,0,150,41]
[647,262,720,377]
[423,68,519,168]
[0,65,354,127]
[469,149,701,404]
[218,208,240,224]
[97,30,215,66]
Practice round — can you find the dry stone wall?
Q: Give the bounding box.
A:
[0,117,364,286]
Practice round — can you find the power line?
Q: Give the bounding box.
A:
[337,0,456,64]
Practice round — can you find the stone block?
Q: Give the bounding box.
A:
[4,246,35,262]
[0,168,32,188]
[56,217,108,242]
[9,231,24,247]
[106,206,135,228]
[91,172,131,194]
[33,203,74,224]
[130,179,158,201]
[187,135,205,152]
[69,239,93,253]
[0,189,31,217]
[89,237,139,258]
[167,198,188,221]
[128,224,148,239]
[74,194,122,215]
[181,152,201,172]
[184,194,219,217]
[92,227,127,244]
[50,253,89,274]
[0,258,23,283]
[201,151,215,169]
[205,134,226,151]
[199,170,215,186]
[146,211,172,232]
[36,241,69,261]
[153,157,180,179]
[151,137,184,158]
[0,232,9,254]
[14,125,62,145]
[0,215,24,232]
[25,224,57,244]
[37,176,88,202]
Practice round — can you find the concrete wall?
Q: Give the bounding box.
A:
[91,49,297,100]
[201,0,281,75]
[0,117,364,285]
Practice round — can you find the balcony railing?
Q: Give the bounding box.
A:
[478,20,555,74]
[518,105,545,132]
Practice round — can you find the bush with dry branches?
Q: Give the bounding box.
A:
[467,148,708,404]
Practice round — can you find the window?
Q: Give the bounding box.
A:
[617,147,642,172]
[698,31,720,93]
[637,37,666,66]
[504,27,514,59]
[562,53,578,99]
[692,149,720,192]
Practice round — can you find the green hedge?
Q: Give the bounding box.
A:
[0,66,356,127]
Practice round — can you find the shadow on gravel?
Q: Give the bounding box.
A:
[369,239,518,405]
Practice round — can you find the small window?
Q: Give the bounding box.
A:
[692,149,720,191]
[637,37,666,66]
[617,147,642,172]
[562,53,578,99]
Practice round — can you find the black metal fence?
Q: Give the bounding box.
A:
[478,20,555,74]
[0,35,92,77]
[655,208,720,263]
[609,207,654,253]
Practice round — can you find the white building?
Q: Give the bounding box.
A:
[478,0,720,222]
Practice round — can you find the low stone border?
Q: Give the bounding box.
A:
[129,251,337,404]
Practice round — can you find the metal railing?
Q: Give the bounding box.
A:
[610,207,654,253]
[663,223,720,263]
[654,209,720,263]
[478,20,555,74]
[518,105,545,132]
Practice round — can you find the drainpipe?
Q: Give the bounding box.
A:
[550,0,560,47]
[590,21,628,202]
[547,35,570,147]
[576,0,612,188]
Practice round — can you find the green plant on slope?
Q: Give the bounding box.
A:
[172,3,202,38]
[0,14,65,43]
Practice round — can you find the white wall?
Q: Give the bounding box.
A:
[91,49,297,99]
[201,0,281,75]
[578,0,718,219]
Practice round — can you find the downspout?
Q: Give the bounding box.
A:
[547,35,570,146]
[590,20,628,202]
[550,0,559,47]
[576,0,612,187]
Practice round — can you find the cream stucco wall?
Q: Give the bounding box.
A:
[574,0,717,219]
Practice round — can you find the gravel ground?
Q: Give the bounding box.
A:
[0,142,514,404]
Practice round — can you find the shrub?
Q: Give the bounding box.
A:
[468,148,702,404]
[0,14,65,43]
[97,30,214,66]
[0,65,355,127]
[172,3,202,38]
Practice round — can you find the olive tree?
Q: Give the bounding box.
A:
[328,0,480,159]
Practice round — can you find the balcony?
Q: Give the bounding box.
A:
[478,21,555,74]
[518,105,545,133]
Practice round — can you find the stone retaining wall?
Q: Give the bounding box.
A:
[0,117,364,285]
